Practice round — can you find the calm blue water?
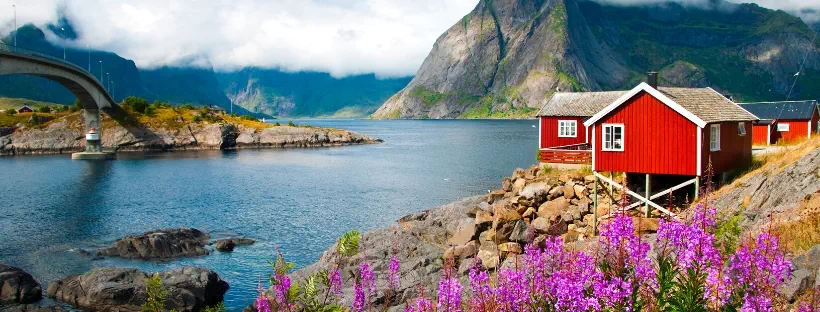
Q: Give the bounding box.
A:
[0,120,537,310]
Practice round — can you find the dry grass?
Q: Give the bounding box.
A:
[221,114,272,131]
[0,97,62,111]
[713,136,820,198]
[770,192,820,255]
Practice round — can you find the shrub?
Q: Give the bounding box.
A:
[180,104,195,110]
[122,96,149,114]
[74,98,83,111]
[141,272,224,312]
[4,109,16,116]
[151,100,171,109]
[288,120,296,127]
[37,106,51,113]
[274,122,281,126]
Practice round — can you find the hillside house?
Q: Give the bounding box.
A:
[539,75,758,217]
[738,101,818,145]
[17,105,34,113]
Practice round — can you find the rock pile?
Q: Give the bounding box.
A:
[96,228,210,259]
[213,237,255,252]
[46,267,229,312]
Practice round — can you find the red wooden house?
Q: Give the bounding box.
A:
[581,82,757,217]
[537,91,627,164]
[16,105,34,113]
[739,101,819,145]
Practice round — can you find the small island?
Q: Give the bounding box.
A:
[0,97,381,156]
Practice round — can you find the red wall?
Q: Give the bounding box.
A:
[751,124,770,145]
[593,91,698,176]
[774,119,811,143]
[540,116,588,148]
[701,122,752,175]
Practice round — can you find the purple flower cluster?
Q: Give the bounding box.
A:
[730,232,792,312]
[389,256,401,290]
[404,297,434,312]
[352,280,366,312]
[595,214,655,308]
[329,268,343,297]
[437,267,463,312]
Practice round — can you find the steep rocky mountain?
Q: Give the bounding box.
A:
[216,69,411,117]
[372,0,820,119]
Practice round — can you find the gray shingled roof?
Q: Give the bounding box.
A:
[537,91,627,117]
[539,87,758,123]
[657,87,758,123]
[738,101,818,121]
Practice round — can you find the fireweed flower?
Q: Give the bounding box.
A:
[595,214,655,309]
[437,267,462,312]
[329,268,343,297]
[468,266,493,312]
[523,237,599,311]
[272,273,292,307]
[360,263,376,295]
[730,233,792,312]
[255,295,271,312]
[352,280,366,312]
[389,256,401,290]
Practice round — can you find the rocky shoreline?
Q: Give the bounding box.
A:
[0,114,381,156]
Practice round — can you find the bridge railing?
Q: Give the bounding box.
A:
[0,42,106,89]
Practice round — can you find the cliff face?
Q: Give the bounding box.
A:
[373,0,820,119]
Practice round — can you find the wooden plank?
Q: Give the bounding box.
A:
[594,172,677,218]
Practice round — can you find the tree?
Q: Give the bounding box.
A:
[122,96,150,114]
[37,106,51,113]
[74,98,83,111]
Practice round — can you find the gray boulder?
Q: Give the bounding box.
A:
[0,305,67,312]
[46,267,229,312]
[214,237,255,252]
[0,264,42,304]
[96,228,210,259]
[777,269,815,302]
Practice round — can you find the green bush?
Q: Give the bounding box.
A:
[180,104,195,110]
[74,98,83,111]
[239,115,258,122]
[288,120,296,127]
[122,96,150,114]
[274,122,281,126]
[151,100,171,109]
[37,106,51,113]
[4,109,16,116]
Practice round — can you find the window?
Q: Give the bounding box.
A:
[777,123,790,132]
[602,124,624,151]
[558,120,577,138]
[710,124,721,151]
[738,122,746,136]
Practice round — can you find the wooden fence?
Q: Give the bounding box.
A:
[539,143,592,164]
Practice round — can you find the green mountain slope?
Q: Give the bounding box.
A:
[373,0,820,119]
[217,69,411,117]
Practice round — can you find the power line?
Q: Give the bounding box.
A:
[786,25,818,101]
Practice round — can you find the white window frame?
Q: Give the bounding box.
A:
[602,123,625,152]
[777,123,790,132]
[710,124,721,152]
[558,120,577,138]
[738,122,746,136]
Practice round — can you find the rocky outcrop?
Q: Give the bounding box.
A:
[46,267,229,312]
[0,265,42,304]
[0,305,67,312]
[290,165,632,310]
[214,237,255,252]
[0,113,381,156]
[96,228,210,260]
[372,0,820,119]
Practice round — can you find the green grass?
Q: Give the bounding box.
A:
[408,86,448,107]
[0,97,67,111]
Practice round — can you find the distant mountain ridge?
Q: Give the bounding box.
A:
[372,0,820,119]
[0,25,411,118]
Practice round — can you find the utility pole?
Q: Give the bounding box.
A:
[99,61,103,82]
[106,73,109,91]
[111,81,115,100]
[87,44,90,71]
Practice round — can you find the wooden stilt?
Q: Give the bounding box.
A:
[694,176,700,200]
[593,171,599,235]
[645,174,651,217]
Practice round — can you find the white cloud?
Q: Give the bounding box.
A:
[593,0,820,22]
[0,0,477,77]
[0,0,817,77]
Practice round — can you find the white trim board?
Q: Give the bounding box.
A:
[696,126,702,176]
[583,82,707,128]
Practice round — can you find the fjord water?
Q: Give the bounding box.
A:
[0,119,537,310]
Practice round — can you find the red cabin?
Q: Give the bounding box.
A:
[537,91,627,165]
[16,105,34,113]
[584,83,757,177]
[739,101,819,145]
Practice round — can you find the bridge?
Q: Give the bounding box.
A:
[0,44,116,158]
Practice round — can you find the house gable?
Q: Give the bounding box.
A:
[584,83,707,128]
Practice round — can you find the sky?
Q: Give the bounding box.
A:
[0,0,817,78]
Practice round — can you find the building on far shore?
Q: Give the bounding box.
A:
[208,105,226,114]
[738,101,819,145]
[17,105,34,113]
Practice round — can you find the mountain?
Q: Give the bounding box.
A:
[140,66,231,108]
[372,0,820,119]
[216,69,411,117]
